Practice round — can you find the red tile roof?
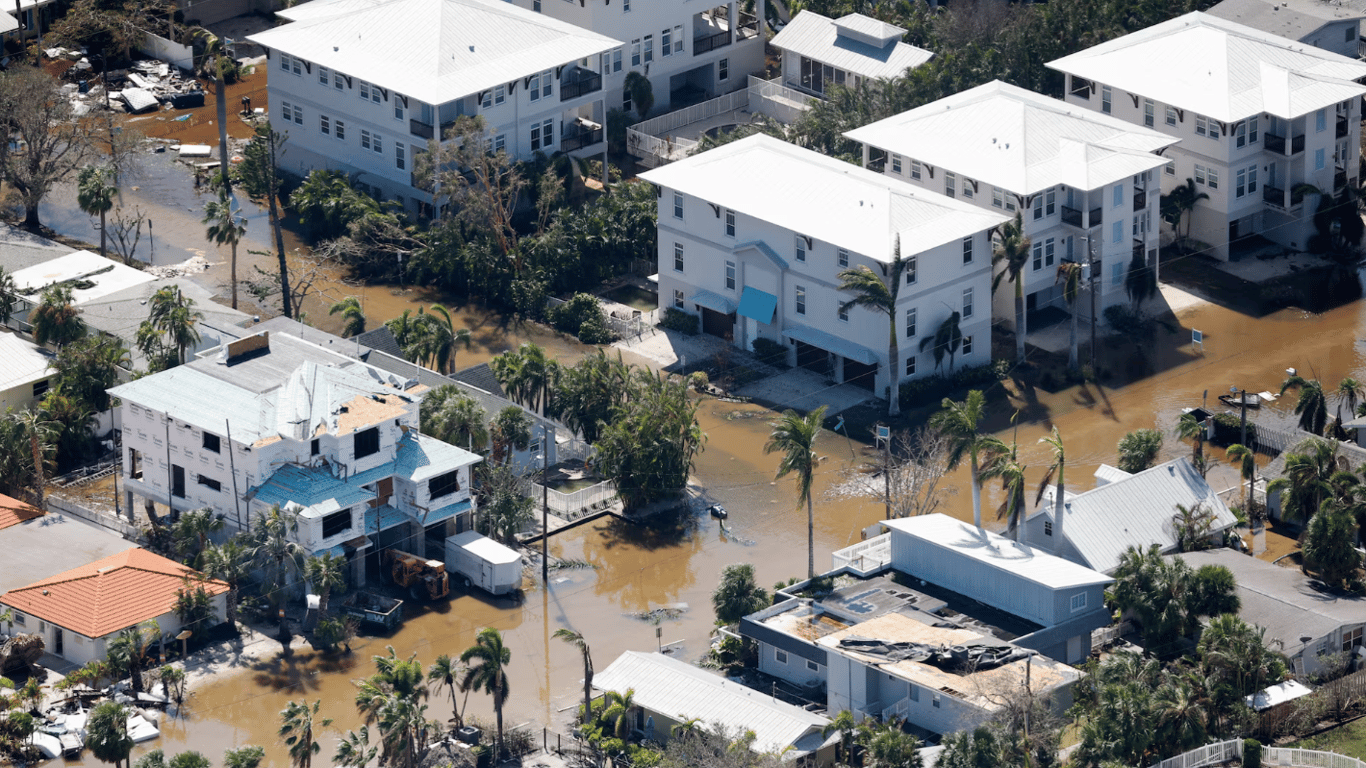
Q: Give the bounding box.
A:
[0,548,229,638]
[0,493,43,531]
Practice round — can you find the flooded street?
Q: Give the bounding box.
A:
[43,151,1366,763]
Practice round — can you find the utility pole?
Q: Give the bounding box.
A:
[1089,253,1098,368]
[541,422,550,581]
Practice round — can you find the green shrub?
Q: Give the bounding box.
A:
[1212,412,1257,446]
[1243,739,1261,768]
[313,617,344,650]
[659,307,699,335]
[550,293,615,343]
[898,361,1003,410]
[752,337,789,368]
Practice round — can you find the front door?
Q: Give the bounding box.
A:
[171,465,185,499]
[54,627,63,656]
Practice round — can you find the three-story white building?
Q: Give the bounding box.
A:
[1047,12,1366,260]
[845,80,1175,339]
[248,0,621,215]
[640,134,1009,401]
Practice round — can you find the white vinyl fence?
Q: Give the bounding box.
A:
[1143,739,1366,768]
[626,88,750,166]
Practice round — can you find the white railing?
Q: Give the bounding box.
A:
[537,480,615,520]
[626,130,699,167]
[881,695,909,722]
[1148,740,1243,768]
[832,533,891,573]
[626,88,750,165]
[1143,740,1366,768]
[1091,621,1133,649]
[747,75,816,123]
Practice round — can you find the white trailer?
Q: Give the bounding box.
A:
[445,531,522,595]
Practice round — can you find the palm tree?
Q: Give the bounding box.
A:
[12,409,56,511]
[1160,178,1209,247]
[919,312,963,373]
[108,620,160,694]
[333,727,378,768]
[554,629,594,726]
[203,186,246,310]
[77,165,117,259]
[30,285,86,347]
[194,28,234,185]
[248,505,305,647]
[1170,502,1217,552]
[87,701,134,768]
[428,654,469,728]
[1154,678,1208,752]
[602,688,637,740]
[930,391,1005,529]
[355,646,430,768]
[428,304,472,374]
[329,296,367,339]
[303,552,347,618]
[278,699,332,768]
[765,406,826,580]
[138,286,204,369]
[1338,377,1363,424]
[201,539,251,629]
[424,391,489,452]
[1226,443,1257,509]
[822,710,858,765]
[1175,412,1208,477]
[1056,261,1084,370]
[1301,505,1359,587]
[980,435,1027,541]
[0,265,16,327]
[1034,427,1068,546]
[222,746,266,768]
[172,507,224,566]
[1267,438,1343,522]
[460,628,512,759]
[1281,374,1329,435]
[991,214,1031,364]
[837,242,911,416]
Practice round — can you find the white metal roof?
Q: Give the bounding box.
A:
[0,12,18,34]
[10,251,155,306]
[1244,680,1314,711]
[1047,12,1366,122]
[248,0,621,106]
[640,135,1010,261]
[0,333,53,393]
[593,651,831,758]
[771,11,932,81]
[883,513,1113,590]
[845,80,1176,196]
[1035,458,1239,574]
[447,530,520,564]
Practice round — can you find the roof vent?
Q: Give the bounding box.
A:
[41,589,49,595]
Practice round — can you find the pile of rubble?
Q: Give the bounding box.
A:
[47,48,205,115]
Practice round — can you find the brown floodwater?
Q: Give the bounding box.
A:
[47,152,1366,765]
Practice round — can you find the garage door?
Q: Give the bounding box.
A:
[795,341,828,373]
[701,308,733,339]
[843,359,877,391]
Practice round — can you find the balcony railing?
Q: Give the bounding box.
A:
[1061,205,1102,229]
[1263,132,1305,156]
[561,71,603,101]
[1262,185,1306,209]
[1337,116,1349,139]
[1133,188,1147,211]
[1335,169,1348,190]
[410,119,434,140]
[694,29,731,54]
[1133,239,1145,260]
[560,126,604,152]
[736,12,759,39]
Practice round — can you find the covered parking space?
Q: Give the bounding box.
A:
[781,324,880,391]
[690,289,736,339]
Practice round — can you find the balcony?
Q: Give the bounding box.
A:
[1262,185,1306,209]
[560,70,602,101]
[1337,116,1349,139]
[736,11,759,40]
[1061,205,1102,229]
[1335,169,1348,190]
[1133,188,1147,211]
[1263,132,1305,156]
[410,119,434,140]
[1133,238,1145,260]
[561,125,604,153]
[694,29,731,54]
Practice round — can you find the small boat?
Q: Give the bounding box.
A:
[1219,392,1261,409]
[31,731,63,760]
[707,504,728,520]
[127,714,160,743]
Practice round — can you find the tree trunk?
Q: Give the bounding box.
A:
[215,75,229,188]
[226,586,238,628]
[318,588,329,618]
[806,495,814,579]
[1014,288,1026,363]
[887,323,900,417]
[494,693,505,760]
[229,240,238,309]
[270,198,291,318]
[1068,301,1079,370]
[99,209,107,259]
[23,202,41,231]
[969,453,981,528]
[1053,466,1065,550]
[29,432,45,511]
[582,655,593,725]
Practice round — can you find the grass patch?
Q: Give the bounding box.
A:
[1289,716,1366,759]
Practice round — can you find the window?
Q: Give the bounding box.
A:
[1196,114,1211,137]
[529,70,553,101]
[291,103,303,125]
[531,118,554,151]
[905,255,917,284]
[644,34,653,63]
[905,355,916,376]
[321,509,351,538]
[1207,167,1218,189]
[962,177,974,199]
[905,308,916,338]
[838,305,848,322]
[320,114,330,135]
[630,39,641,67]
[279,52,290,72]
[675,26,684,55]
[1070,592,1088,612]
[673,289,684,309]
[1033,188,1055,220]
[962,288,973,318]
[1112,183,1123,207]
[12,613,24,626]
[1101,85,1112,113]
[203,433,221,453]
[662,26,672,56]
[673,192,684,220]
[673,242,684,272]
[360,130,381,154]
[430,469,461,499]
[197,474,222,492]
[1349,25,1357,42]
[932,695,941,709]
[1111,259,1123,287]
[795,286,806,315]
[395,142,405,170]
[493,134,505,154]
[1316,148,1326,170]
[910,160,922,180]
[1237,116,1259,148]
[1112,221,1123,244]
[335,120,346,140]
[891,154,902,174]
[1144,98,1154,127]
[908,684,919,702]
[992,187,1017,212]
[1165,160,1175,176]
[1344,626,1363,652]
[311,438,320,456]
[795,235,806,262]
[1031,238,1054,270]
[945,172,956,198]
[725,261,736,290]
[1317,108,1327,132]
[334,72,344,90]
[289,54,301,75]
[838,248,849,268]
[962,236,973,264]
[1194,164,1207,185]
[775,649,788,664]
[358,81,380,103]
[806,659,819,672]
[172,465,185,498]
[355,427,380,459]
[1044,520,1053,536]
[724,209,736,237]
[610,48,623,73]
[318,66,329,85]
[1235,165,1258,198]
[961,335,972,355]
[1166,106,1177,126]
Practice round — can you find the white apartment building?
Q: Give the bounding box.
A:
[640,135,1009,400]
[506,0,763,119]
[248,0,621,215]
[1208,0,1366,59]
[108,331,482,586]
[845,80,1175,337]
[1048,12,1366,260]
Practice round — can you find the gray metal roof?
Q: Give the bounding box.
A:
[593,651,831,758]
[1208,0,1366,43]
[451,363,505,398]
[0,224,74,276]
[353,326,403,359]
[1175,549,1366,656]
[79,276,252,369]
[772,11,932,81]
[1045,457,1240,574]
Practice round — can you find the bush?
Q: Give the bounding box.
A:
[659,307,699,335]
[313,617,344,650]
[752,337,789,368]
[689,371,709,391]
[1243,738,1261,768]
[550,293,614,343]
[1212,412,1257,446]
[898,361,1004,411]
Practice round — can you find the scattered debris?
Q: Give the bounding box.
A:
[627,604,688,624]
[146,256,215,277]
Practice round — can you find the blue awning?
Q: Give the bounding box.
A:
[738,287,777,324]
[689,289,735,315]
[782,323,880,365]
[420,498,472,527]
